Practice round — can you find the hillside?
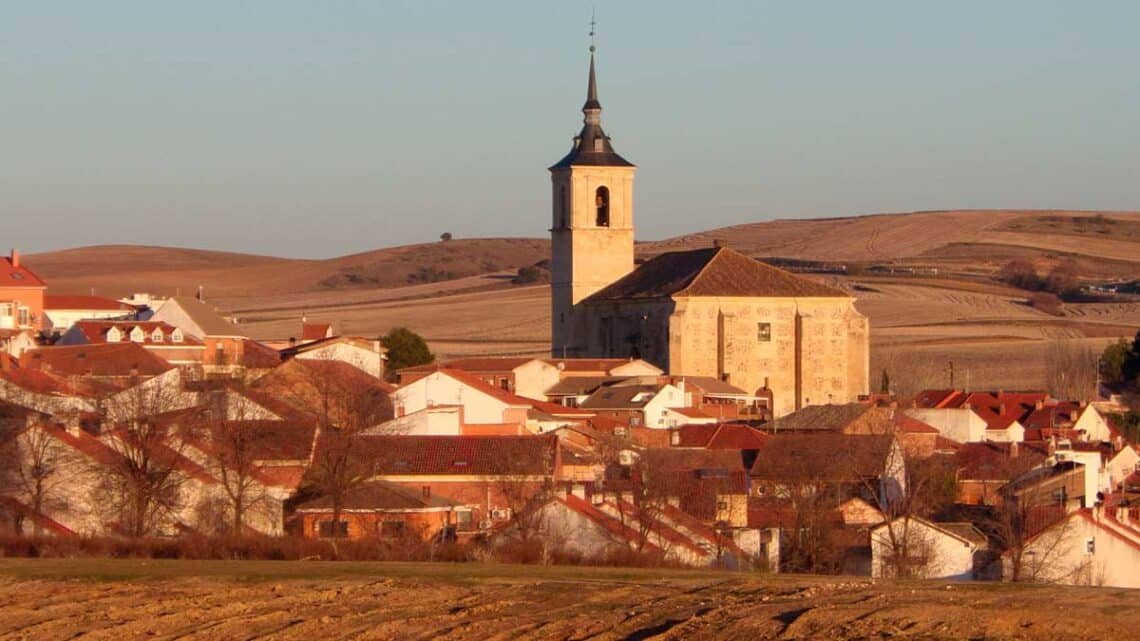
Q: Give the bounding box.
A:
[22,210,1140,391]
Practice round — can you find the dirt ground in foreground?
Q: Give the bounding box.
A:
[0,561,1136,641]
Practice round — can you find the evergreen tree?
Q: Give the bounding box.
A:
[380,327,434,382]
[880,369,891,395]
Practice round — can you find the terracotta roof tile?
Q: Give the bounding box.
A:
[676,423,769,449]
[584,247,849,302]
[0,255,46,288]
[20,343,174,377]
[345,434,559,476]
[301,323,332,341]
[67,320,203,346]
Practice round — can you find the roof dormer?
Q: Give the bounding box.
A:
[129,326,145,343]
[171,328,183,343]
[151,328,165,343]
[106,327,122,343]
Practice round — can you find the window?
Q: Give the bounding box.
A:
[129,327,145,342]
[317,520,349,538]
[595,186,610,227]
[593,137,604,152]
[0,303,12,317]
[757,322,772,342]
[379,520,406,537]
[151,329,164,342]
[499,377,510,390]
[106,328,121,343]
[171,329,183,343]
[1086,538,1096,555]
[17,307,29,327]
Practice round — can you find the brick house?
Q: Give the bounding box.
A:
[295,480,461,541]
[333,434,561,536]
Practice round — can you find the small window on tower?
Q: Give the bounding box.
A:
[757,322,772,342]
[595,186,610,227]
[559,186,568,228]
[593,137,604,152]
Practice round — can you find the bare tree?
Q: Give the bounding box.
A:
[0,425,68,536]
[487,437,558,545]
[1044,339,1098,402]
[282,359,394,538]
[97,374,202,537]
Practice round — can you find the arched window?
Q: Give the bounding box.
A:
[559,186,568,228]
[595,186,610,227]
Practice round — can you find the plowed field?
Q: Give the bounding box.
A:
[0,560,1135,641]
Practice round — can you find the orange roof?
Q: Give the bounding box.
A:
[21,343,174,377]
[400,357,537,374]
[67,320,203,346]
[894,413,940,434]
[301,323,332,341]
[676,423,769,449]
[44,295,134,311]
[0,253,46,288]
[530,399,595,417]
[0,368,90,397]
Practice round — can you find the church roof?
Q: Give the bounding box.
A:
[549,51,634,169]
[583,247,851,302]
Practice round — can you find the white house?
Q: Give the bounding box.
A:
[391,369,531,429]
[905,408,988,444]
[871,516,988,580]
[42,295,136,336]
[282,336,386,379]
[1008,507,1140,588]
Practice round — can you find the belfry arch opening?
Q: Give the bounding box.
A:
[595,186,610,227]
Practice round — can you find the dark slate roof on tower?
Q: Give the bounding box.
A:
[582,247,851,302]
[550,51,634,169]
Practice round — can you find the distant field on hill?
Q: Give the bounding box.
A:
[24,210,1140,391]
[0,559,1136,640]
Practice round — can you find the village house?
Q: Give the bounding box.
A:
[148,296,278,378]
[280,334,385,379]
[0,329,38,359]
[19,343,175,396]
[295,480,462,541]
[331,434,561,537]
[1007,505,1140,588]
[0,250,46,334]
[871,516,989,580]
[42,295,137,336]
[953,441,1050,506]
[58,320,204,367]
[577,380,689,429]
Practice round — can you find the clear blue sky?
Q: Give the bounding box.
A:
[4,2,1138,257]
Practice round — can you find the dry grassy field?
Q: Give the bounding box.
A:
[25,210,1140,391]
[1,559,1137,641]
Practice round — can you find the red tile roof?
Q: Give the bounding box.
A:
[67,320,202,346]
[893,413,940,434]
[0,254,46,288]
[348,434,559,476]
[20,343,174,377]
[676,423,769,449]
[44,295,134,311]
[953,441,1049,481]
[585,247,850,302]
[0,367,89,397]
[301,323,332,341]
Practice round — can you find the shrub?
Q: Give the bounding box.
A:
[997,259,1041,290]
[1028,292,1063,316]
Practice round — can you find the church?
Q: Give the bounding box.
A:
[548,46,870,418]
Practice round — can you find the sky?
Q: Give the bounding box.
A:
[3,2,1139,258]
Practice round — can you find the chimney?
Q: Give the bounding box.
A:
[670,429,680,446]
[713,239,728,249]
[1010,441,1019,458]
[1036,400,1044,410]
[9,248,19,268]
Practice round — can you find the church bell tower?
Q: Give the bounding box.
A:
[549,42,636,356]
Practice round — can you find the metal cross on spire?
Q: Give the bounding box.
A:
[589,9,596,53]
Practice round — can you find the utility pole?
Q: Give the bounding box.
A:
[948,360,955,389]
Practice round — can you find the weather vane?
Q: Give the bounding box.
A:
[589,9,596,53]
